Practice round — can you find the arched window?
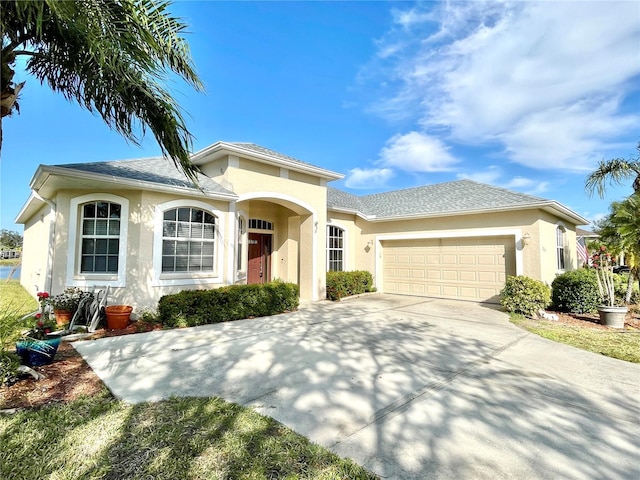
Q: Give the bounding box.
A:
[327,225,345,271]
[556,225,566,271]
[162,207,216,272]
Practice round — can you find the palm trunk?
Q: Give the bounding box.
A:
[625,271,635,304]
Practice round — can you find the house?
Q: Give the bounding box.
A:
[16,141,588,309]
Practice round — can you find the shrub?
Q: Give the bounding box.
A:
[157,281,299,328]
[326,270,374,301]
[551,268,601,314]
[500,276,551,317]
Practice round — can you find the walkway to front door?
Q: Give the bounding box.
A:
[248,232,271,284]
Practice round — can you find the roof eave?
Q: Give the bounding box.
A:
[361,202,589,225]
[193,142,344,181]
[37,165,238,201]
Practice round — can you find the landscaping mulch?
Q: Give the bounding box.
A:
[0,321,162,411]
[2,311,638,412]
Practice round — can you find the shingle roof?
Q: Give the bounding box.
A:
[229,142,315,168]
[56,157,235,196]
[328,180,549,218]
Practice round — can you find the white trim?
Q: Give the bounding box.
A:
[227,202,236,285]
[374,228,524,293]
[236,209,248,281]
[66,193,129,288]
[151,199,226,287]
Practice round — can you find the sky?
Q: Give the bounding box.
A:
[1,0,639,232]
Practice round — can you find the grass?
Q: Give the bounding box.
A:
[0,392,377,480]
[510,314,640,363]
[0,280,37,317]
[0,258,21,267]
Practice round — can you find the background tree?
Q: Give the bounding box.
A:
[0,229,22,249]
[1,0,203,181]
[585,142,640,198]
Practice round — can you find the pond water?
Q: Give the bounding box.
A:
[0,265,21,280]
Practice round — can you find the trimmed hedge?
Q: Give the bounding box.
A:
[326,270,374,301]
[157,281,299,328]
[551,268,600,314]
[500,275,551,317]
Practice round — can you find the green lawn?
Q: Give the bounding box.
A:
[510,315,640,363]
[0,280,37,316]
[0,391,376,480]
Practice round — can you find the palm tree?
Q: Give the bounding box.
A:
[596,194,640,303]
[585,142,640,198]
[1,0,203,181]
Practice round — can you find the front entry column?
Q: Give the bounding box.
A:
[298,214,315,300]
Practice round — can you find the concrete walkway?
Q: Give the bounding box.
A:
[74,294,640,479]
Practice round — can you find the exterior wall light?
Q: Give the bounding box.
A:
[522,233,531,246]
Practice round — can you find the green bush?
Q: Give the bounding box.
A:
[157,281,299,328]
[500,276,551,316]
[0,351,21,387]
[551,268,601,314]
[326,270,374,301]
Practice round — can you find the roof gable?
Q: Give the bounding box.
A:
[328,180,587,224]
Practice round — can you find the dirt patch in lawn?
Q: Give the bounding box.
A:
[552,308,640,330]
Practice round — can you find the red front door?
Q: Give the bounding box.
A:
[248,233,271,284]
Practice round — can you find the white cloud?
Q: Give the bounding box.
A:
[345,167,394,189]
[457,167,549,194]
[378,131,458,172]
[367,1,640,171]
[456,165,502,184]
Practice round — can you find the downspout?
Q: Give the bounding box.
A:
[31,189,56,295]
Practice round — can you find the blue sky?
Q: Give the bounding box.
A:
[1,0,639,232]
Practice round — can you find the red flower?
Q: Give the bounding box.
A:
[37,321,44,327]
[600,245,606,252]
[44,329,51,334]
[37,291,50,299]
[35,313,42,319]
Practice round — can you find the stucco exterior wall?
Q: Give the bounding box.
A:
[20,202,53,296]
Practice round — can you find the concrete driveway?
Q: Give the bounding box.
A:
[74,294,640,479]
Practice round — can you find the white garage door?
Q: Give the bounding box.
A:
[382,236,516,303]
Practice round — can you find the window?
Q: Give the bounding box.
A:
[249,219,273,230]
[556,225,566,270]
[327,225,344,271]
[80,201,121,273]
[162,207,215,272]
[237,216,246,271]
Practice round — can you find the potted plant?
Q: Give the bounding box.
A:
[49,287,93,326]
[592,246,628,328]
[15,292,62,366]
[105,305,134,330]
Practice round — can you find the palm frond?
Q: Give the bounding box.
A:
[1,0,203,182]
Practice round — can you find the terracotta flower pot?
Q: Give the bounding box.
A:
[105,305,133,330]
[54,309,73,326]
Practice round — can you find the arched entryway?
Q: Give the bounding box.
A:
[235,193,322,301]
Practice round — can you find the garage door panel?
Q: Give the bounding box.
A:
[382,236,515,303]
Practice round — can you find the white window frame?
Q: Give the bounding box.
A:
[236,210,248,278]
[556,223,567,271]
[326,223,346,272]
[152,199,225,287]
[66,193,129,288]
